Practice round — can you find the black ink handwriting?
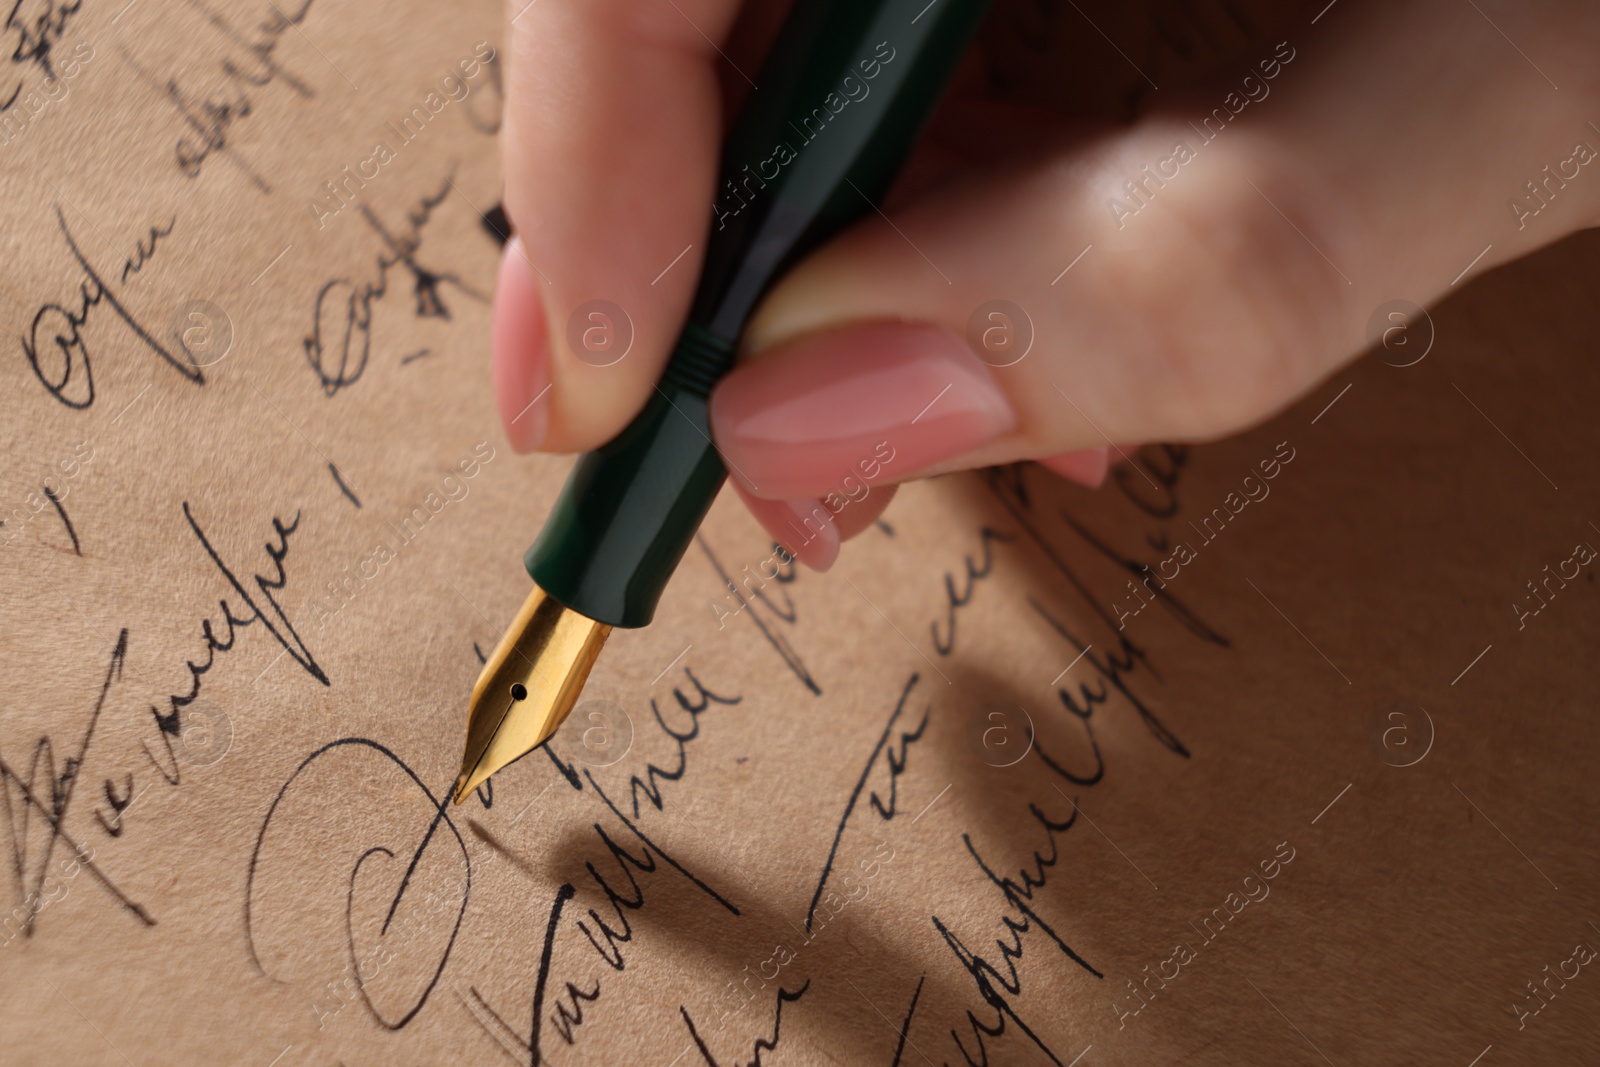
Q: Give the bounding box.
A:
[24,206,195,409]
[697,535,821,695]
[933,527,1014,655]
[1,0,83,108]
[0,630,156,935]
[303,179,485,397]
[244,738,470,1030]
[804,674,928,932]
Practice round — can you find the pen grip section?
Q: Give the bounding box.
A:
[525,0,991,629]
[524,329,734,628]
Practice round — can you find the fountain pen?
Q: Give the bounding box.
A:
[453,0,990,803]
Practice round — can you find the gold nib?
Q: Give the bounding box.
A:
[453,584,610,804]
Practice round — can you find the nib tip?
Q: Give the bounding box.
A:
[454,585,610,800]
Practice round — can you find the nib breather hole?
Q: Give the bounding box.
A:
[510,683,528,701]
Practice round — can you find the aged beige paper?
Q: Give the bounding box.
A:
[1,2,1596,1065]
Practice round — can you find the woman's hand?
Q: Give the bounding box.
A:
[492,0,1600,569]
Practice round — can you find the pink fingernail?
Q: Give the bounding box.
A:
[736,488,840,572]
[1039,447,1111,488]
[492,237,550,453]
[711,322,1015,499]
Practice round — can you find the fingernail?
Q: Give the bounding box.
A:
[712,321,1015,499]
[736,490,841,572]
[492,237,550,453]
[1039,447,1111,488]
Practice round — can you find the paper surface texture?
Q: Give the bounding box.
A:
[0,2,1595,1065]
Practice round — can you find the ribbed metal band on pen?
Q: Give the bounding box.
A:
[659,323,737,397]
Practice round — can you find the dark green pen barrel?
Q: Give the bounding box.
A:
[526,326,733,627]
[526,0,990,628]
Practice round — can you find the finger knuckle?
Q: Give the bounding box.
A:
[1106,143,1353,439]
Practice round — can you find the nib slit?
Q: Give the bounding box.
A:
[453,584,610,804]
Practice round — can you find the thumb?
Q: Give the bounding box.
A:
[495,0,744,454]
[710,0,1600,501]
